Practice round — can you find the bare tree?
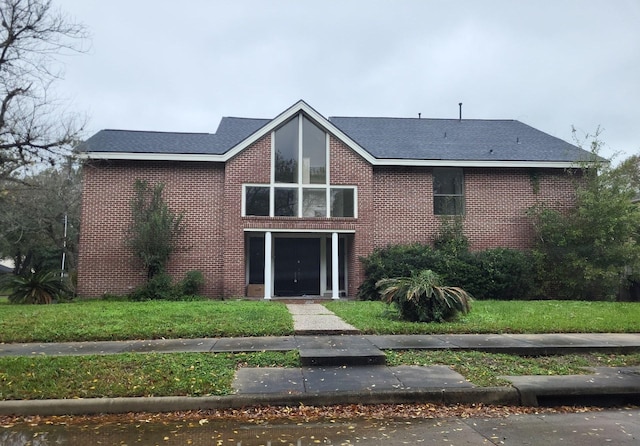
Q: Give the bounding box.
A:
[0,0,88,179]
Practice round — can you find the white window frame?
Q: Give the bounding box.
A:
[433,167,465,216]
[242,113,358,218]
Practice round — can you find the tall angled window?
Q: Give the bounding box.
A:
[274,117,299,183]
[433,168,464,215]
[302,116,326,184]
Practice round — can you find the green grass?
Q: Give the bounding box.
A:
[0,351,299,400]
[386,351,640,387]
[0,300,294,343]
[1,351,637,399]
[1,299,639,344]
[325,300,640,334]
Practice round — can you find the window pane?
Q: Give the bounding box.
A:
[331,188,355,217]
[274,117,298,183]
[302,116,326,184]
[434,196,464,215]
[245,186,270,216]
[303,189,327,217]
[274,187,298,216]
[248,237,265,283]
[433,168,463,195]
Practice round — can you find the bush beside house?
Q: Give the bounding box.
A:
[357,243,539,301]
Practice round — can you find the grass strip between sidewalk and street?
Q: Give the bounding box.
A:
[385,351,640,387]
[324,300,640,334]
[0,351,299,400]
[1,351,639,400]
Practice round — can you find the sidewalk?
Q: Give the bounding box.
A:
[1,304,639,415]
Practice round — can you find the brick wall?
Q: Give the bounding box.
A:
[222,134,374,297]
[223,135,272,297]
[372,166,577,251]
[78,145,578,298]
[77,160,225,297]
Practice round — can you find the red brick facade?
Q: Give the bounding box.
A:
[77,134,578,299]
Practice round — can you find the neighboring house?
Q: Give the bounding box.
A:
[77,100,592,299]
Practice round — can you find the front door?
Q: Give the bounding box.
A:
[274,238,321,296]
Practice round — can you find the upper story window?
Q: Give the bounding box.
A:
[243,114,356,218]
[433,167,464,215]
[274,115,327,184]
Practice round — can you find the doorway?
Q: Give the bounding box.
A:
[274,238,321,296]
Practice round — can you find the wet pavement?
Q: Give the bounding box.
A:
[3,333,640,358]
[1,408,638,445]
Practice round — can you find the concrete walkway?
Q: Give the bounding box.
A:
[1,303,639,415]
[3,333,640,358]
[287,303,360,334]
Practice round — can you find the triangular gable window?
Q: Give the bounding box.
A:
[243,113,356,218]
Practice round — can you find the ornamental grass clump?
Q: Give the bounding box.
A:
[4,271,70,304]
[376,269,472,322]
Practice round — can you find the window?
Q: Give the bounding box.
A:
[274,118,298,183]
[243,113,357,218]
[330,188,355,217]
[433,168,464,215]
[245,186,270,216]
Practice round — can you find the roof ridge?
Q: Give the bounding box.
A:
[101,129,214,136]
[330,116,518,122]
[221,116,270,121]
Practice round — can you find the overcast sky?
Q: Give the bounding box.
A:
[54,0,639,160]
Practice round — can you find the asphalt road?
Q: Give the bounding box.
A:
[1,408,638,445]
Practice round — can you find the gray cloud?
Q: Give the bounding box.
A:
[55,0,640,159]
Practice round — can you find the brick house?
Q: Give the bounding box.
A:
[77,100,591,299]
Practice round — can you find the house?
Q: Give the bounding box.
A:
[77,100,592,299]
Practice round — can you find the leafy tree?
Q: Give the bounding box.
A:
[528,140,640,300]
[377,269,472,322]
[126,180,185,280]
[613,154,640,197]
[1,0,88,179]
[0,158,80,275]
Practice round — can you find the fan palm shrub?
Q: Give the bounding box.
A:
[376,269,472,322]
[5,272,69,304]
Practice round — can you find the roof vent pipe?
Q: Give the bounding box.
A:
[458,102,462,121]
[418,113,421,119]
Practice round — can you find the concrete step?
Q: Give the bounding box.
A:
[299,347,386,366]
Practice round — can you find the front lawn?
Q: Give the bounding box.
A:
[324,300,640,334]
[0,300,293,343]
[1,299,638,344]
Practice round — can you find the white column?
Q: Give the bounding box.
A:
[264,232,272,300]
[331,232,340,299]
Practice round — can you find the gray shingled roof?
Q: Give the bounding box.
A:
[79,112,591,163]
[330,117,590,162]
[78,117,269,155]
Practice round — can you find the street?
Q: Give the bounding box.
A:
[0,407,638,445]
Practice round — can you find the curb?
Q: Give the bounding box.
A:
[0,388,520,416]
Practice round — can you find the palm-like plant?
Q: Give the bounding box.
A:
[376,269,472,322]
[5,272,69,304]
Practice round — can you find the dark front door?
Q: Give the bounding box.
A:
[274,238,321,296]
